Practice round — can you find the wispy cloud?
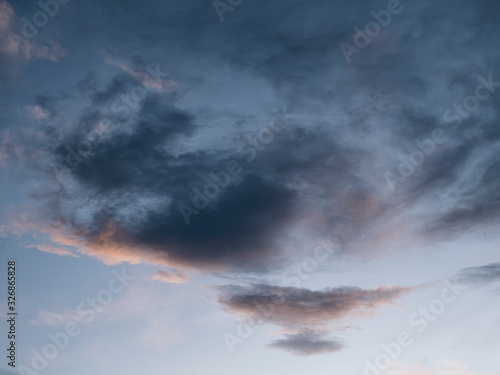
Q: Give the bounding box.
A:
[152,270,189,284]
[269,330,344,356]
[0,1,66,79]
[456,262,500,287]
[26,244,79,258]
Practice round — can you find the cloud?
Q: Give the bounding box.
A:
[8,88,312,271]
[0,130,19,166]
[0,1,66,79]
[1,0,497,279]
[1,0,499,363]
[7,72,402,274]
[30,309,86,327]
[218,284,411,326]
[152,270,188,284]
[26,244,79,258]
[102,54,176,93]
[456,262,500,287]
[25,105,50,122]
[3,0,500,286]
[217,283,411,354]
[269,330,344,356]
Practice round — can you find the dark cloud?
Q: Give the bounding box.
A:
[269,330,345,356]
[217,283,410,354]
[14,61,393,272]
[217,284,411,326]
[457,263,500,287]
[37,87,303,271]
[2,0,500,274]
[87,74,136,106]
[424,149,500,236]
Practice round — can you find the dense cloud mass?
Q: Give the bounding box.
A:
[1,0,499,272]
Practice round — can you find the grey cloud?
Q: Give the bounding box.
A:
[217,284,411,326]
[457,263,500,287]
[269,330,345,356]
[217,283,411,355]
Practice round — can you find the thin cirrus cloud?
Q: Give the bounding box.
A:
[26,244,79,258]
[269,330,345,356]
[152,270,189,284]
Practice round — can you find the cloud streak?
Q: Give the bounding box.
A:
[456,262,500,287]
[152,270,188,284]
[269,330,345,356]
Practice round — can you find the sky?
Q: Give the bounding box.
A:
[0,0,500,374]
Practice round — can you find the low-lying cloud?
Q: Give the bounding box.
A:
[218,283,412,354]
